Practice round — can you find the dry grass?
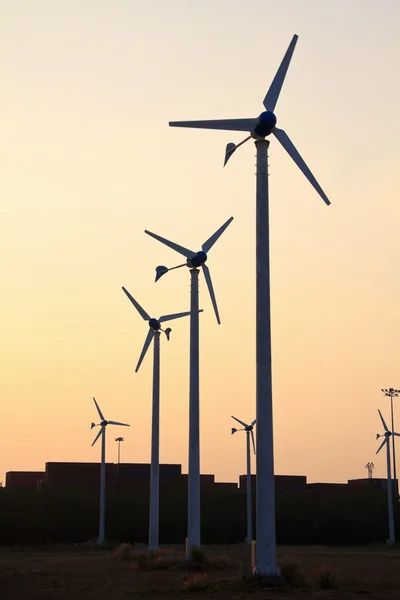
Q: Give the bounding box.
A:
[0,544,399,599]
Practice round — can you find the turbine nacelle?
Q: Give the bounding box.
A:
[149,317,161,331]
[187,251,208,269]
[252,111,278,139]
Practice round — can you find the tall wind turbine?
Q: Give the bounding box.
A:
[168,35,330,576]
[231,415,256,546]
[91,397,130,545]
[145,217,233,555]
[376,409,400,546]
[121,287,192,551]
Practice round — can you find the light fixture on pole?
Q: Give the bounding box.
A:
[376,409,400,545]
[122,288,192,551]
[145,217,233,556]
[231,415,256,546]
[381,388,400,497]
[167,35,330,576]
[115,437,124,465]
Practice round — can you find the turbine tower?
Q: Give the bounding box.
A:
[231,415,256,546]
[91,397,130,544]
[167,35,331,576]
[376,409,400,546]
[122,288,192,551]
[145,216,233,556]
[381,388,400,497]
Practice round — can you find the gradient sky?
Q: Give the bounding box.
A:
[1,0,400,486]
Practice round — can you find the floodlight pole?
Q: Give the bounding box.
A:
[98,428,106,545]
[148,331,161,551]
[386,439,395,545]
[187,267,201,556]
[246,431,253,546]
[255,138,278,575]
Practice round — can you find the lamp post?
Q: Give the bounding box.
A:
[381,388,400,496]
[115,437,124,465]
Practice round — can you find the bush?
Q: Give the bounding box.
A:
[318,567,338,589]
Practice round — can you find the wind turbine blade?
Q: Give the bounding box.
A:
[91,427,103,447]
[108,421,130,427]
[136,329,154,372]
[159,310,191,323]
[272,128,331,206]
[263,35,298,112]
[393,432,400,437]
[202,217,234,253]
[169,118,257,132]
[121,287,150,321]
[93,398,105,421]
[376,437,388,455]
[201,264,220,324]
[145,230,194,259]
[251,418,257,427]
[251,430,256,455]
[231,415,248,428]
[378,409,389,432]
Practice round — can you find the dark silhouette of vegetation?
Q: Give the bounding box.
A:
[0,485,398,546]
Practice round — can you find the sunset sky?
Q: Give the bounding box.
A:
[1,0,400,486]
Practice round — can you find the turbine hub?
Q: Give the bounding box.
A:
[101,420,108,427]
[252,110,277,139]
[149,318,161,330]
[187,251,207,268]
[245,425,253,432]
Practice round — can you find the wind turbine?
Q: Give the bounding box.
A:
[145,217,233,555]
[376,409,399,546]
[91,397,130,545]
[121,287,192,551]
[168,35,331,576]
[231,415,256,546]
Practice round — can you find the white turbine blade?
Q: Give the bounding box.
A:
[108,421,130,427]
[93,397,105,421]
[272,128,330,206]
[145,229,194,259]
[91,427,103,447]
[136,329,154,372]
[121,287,150,321]
[251,418,257,427]
[251,430,256,455]
[159,310,191,323]
[169,118,257,132]
[202,217,234,253]
[376,437,388,455]
[231,415,248,428]
[263,35,298,112]
[201,264,220,324]
[378,409,389,432]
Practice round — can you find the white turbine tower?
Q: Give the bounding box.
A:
[121,287,193,551]
[376,409,400,546]
[91,397,130,545]
[145,216,233,556]
[168,35,331,576]
[231,415,256,546]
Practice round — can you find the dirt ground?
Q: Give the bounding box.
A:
[0,543,399,599]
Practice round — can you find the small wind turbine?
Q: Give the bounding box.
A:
[376,409,400,546]
[91,397,130,545]
[231,415,256,546]
[168,35,331,576]
[121,288,192,551]
[145,217,233,555]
